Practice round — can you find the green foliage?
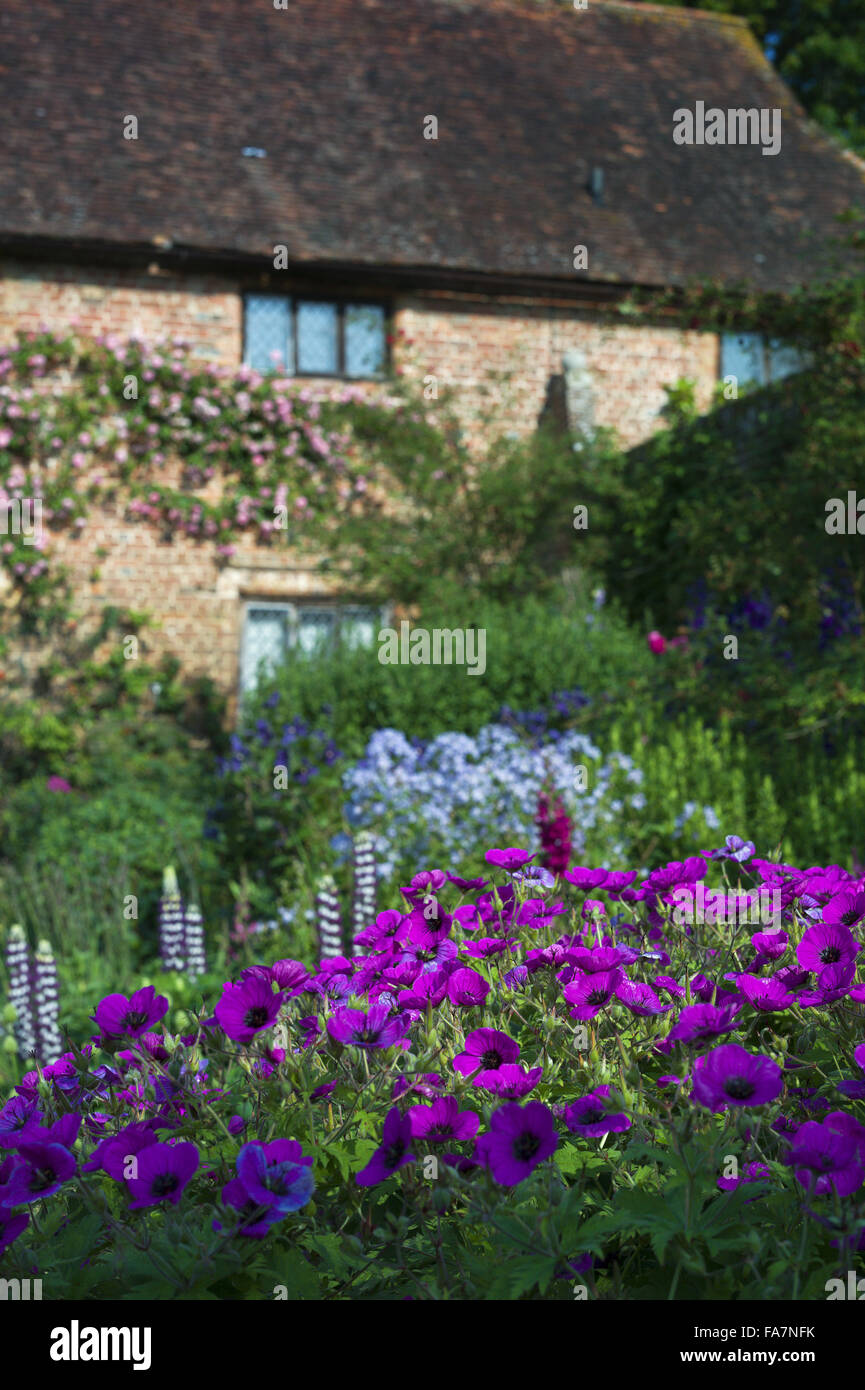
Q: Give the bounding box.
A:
[242,586,656,756]
[0,711,221,942]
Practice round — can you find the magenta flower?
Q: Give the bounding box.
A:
[822,888,865,930]
[446,967,491,1007]
[476,1101,558,1186]
[785,1115,865,1196]
[667,1002,742,1045]
[327,1004,409,1049]
[733,973,797,1012]
[406,904,453,949]
[269,958,310,992]
[646,630,666,654]
[452,1028,520,1085]
[615,980,670,1017]
[126,1140,199,1209]
[562,1085,631,1138]
[477,1063,544,1099]
[83,1121,161,1179]
[484,847,535,872]
[0,1096,43,1149]
[214,976,285,1044]
[797,922,859,974]
[93,986,169,1039]
[563,866,610,891]
[356,1107,416,1186]
[690,1043,783,1113]
[0,1140,77,1203]
[46,775,73,793]
[563,968,623,1021]
[407,1096,480,1144]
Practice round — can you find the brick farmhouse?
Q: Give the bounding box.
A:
[1,0,863,699]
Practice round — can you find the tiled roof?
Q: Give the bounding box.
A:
[0,0,862,291]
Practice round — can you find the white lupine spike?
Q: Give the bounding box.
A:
[315,875,343,960]
[183,902,207,981]
[33,940,63,1065]
[159,865,187,973]
[351,832,378,955]
[5,924,37,1061]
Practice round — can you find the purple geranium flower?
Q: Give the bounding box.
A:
[93,985,169,1039]
[667,1002,742,1045]
[786,1116,865,1197]
[407,1096,480,1144]
[446,967,491,1007]
[475,1101,558,1186]
[406,904,454,949]
[452,1028,520,1085]
[704,835,755,863]
[477,1064,544,1099]
[235,1140,314,1216]
[822,888,865,931]
[125,1140,199,1209]
[797,922,859,974]
[563,1085,631,1138]
[615,980,670,1017]
[0,1096,43,1149]
[562,968,623,1021]
[356,1107,416,1186]
[327,1004,409,1049]
[446,872,490,892]
[392,1073,445,1100]
[733,973,797,1012]
[0,1140,77,1203]
[485,847,535,873]
[400,870,448,906]
[214,976,286,1044]
[690,1043,783,1113]
[83,1121,161,1179]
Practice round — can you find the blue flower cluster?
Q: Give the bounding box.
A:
[342,723,644,883]
[497,687,590,744]
[216,717,342,785]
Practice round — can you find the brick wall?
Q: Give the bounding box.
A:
[0,259,720,448]
[397,294,719,448]
[1,257,720,702]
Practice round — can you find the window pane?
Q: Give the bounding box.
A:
[345,305,386,377]
[295,609,336,655]
[720,332,765,387]
[767,340,805,382]
[245,296,292,373]
[340,606,379,649]
[296,301,338,374]
[242,608,289,692]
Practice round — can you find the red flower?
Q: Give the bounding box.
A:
[536,792,572,875]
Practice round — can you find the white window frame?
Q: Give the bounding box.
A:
[238,599,387,699]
